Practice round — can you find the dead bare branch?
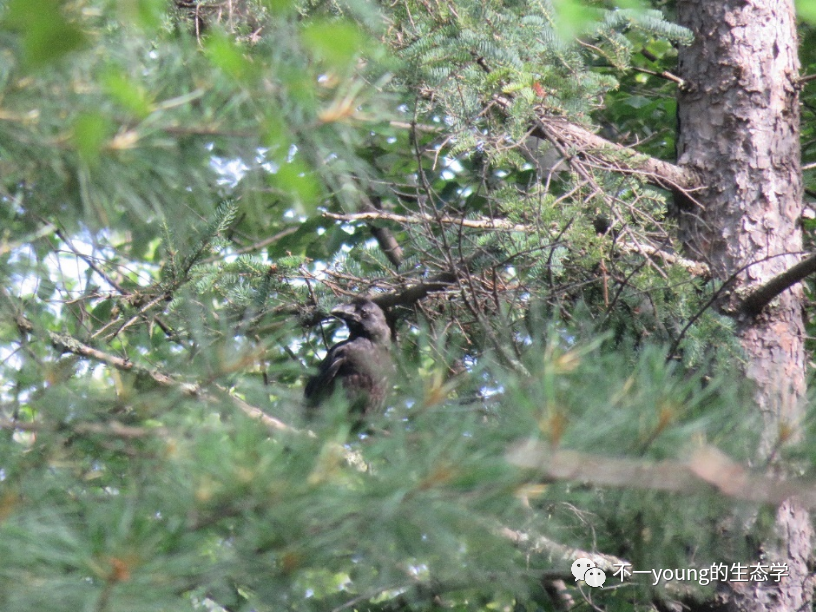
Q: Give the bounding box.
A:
[529,114,699,195]
[507,440,816,508]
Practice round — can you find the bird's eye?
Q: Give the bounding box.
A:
[360,310,369,318]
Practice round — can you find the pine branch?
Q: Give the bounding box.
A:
[97,291,169,340]
[0,222,57,256]
[200,226,299,264]
[262,271,460,325]
[362,195,404,268]
[46,330,290,431]
[327,211,710,276]
[0,418,169,438]
[500,527,628,576]
[325,210,535,232]
[389,120,442,133]
[508,440,816,508]
[739,252,816,316]
[56,228,127,295]
[394,95,698,196]
[638,47,685,85]
[529,114,698,193]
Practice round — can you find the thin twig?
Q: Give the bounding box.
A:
[200,226,299,264]
[56,229,127,294]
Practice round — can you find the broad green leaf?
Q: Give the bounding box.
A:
[101,69,153,119]
[118,0,166,30]
[72,112,113,164]
[260,0,295,15]
[5,0,86,68]
[798,0,816,23]
[274,160,321,214]
[552,0,602,38]
[204,33,258,82]
[301,20,365,71]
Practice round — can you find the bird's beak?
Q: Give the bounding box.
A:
[330,303,358,322]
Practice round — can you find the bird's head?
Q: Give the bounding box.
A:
[331,299,391,345]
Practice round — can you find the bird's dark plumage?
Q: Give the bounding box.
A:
[304,299,393,418]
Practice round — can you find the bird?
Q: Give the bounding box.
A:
[304,298,394,420]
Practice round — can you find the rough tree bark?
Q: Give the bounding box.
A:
[675,1,813,610]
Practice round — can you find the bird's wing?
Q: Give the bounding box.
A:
[304,341,349,404]
[332,338,391,409]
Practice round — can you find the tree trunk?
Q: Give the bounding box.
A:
[675,0,813,610]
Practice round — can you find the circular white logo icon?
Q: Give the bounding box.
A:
[571,557,595,581]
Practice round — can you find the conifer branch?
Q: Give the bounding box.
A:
[200,226,299,263]
[0,222,57,256]
[46,331,290,431]
[55,229,127,295]
[325,210,534,232]
[394,93,698,196]
[326,211,710,276]
[529,114,699,194]
[100,291,170,340]
[375,271,459,308]
[508,440,816,508]
[500,527,628,575]
[0,418,169,439]
[739,252,816,316]
[362,195,404,268]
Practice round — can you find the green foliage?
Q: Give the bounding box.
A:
[798,0,816,23]
[0,332,762,612]
[391,0,688,158]
[3,0,87,68]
